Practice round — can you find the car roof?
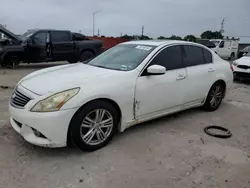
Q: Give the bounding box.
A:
[122,40,195,47]
[26,29,70,32]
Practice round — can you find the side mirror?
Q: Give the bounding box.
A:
[147,65,166,75]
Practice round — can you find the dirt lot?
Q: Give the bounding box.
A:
[0,62,250,188]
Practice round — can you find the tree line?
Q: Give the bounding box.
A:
[119,30,224,42]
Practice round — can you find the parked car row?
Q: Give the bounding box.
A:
[197,38,250,61]
[0,25,103,68]
[232,52,250,81]
[9,40,233,151]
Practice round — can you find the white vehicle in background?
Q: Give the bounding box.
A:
[232,52,250,80]
[210,39,239,60]
[9,40,233,151]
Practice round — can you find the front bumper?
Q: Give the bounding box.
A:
[232,64,250,80]
[233,71,250,80]
[9,86,78,148]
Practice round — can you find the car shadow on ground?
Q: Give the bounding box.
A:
[0,62,68,70]
[234,80,250,85]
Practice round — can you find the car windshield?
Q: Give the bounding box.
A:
[243,46,250,52]
[245,52,250,57]
[88,44,156,71]
[20,30,36,40]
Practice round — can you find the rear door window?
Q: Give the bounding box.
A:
[51,31,71,42]
[183,45,206,67]
[203,49,213,63]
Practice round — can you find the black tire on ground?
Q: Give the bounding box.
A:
[67,59,78,64]
[69,100,119,151]
[202,82,225,111]
[3,55,20,69]
[80,51,95,62]
[0,62,7,67]
[229,52,235,60]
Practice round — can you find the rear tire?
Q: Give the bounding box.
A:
[80,51,95,62]
[69,100,119,151]
[202,82,225,111]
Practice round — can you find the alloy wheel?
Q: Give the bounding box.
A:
[210,85,223,108]
[80,109,114,146]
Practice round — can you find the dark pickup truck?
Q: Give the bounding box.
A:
[0,26,103,67]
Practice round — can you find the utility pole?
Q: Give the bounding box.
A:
[93,10,101,36]
[220,18,225,34]
[141,25,144,37]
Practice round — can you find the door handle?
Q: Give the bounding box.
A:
[208,68,215,72]
[176,74,186,80]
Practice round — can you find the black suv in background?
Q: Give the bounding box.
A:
[0,25,103,67]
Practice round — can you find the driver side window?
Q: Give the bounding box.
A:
[219,41,224,48]
[32,32,47,45]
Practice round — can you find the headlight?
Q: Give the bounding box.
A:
[31,88,80,112]
[232,61,238,66]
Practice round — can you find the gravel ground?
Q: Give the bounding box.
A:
[0,62,250,188]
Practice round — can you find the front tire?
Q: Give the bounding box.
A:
[202,82,225,111]
[69,100,119,151]
[67,59,78,64]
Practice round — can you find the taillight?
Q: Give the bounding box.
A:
[230,64,234,72]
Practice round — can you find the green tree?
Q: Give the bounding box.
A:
[201,31,214,39]
[139,35,152,40]
[213,31,223,39]
[201,30,223,39]
[157,36,167,39]
[184,35,196,42]
[168,35,182,40]
[120,34,133,40]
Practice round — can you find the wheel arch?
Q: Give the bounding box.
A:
[1,49,24,63]
[80,48,96,56]
[213,79,226,98]
[67,98,122,146]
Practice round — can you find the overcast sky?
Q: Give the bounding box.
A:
[0,0,250,42]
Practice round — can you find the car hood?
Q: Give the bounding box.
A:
[235,56,250,66]
[20,63,122,95]
[0,25,21,41]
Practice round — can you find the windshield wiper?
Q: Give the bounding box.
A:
[90,64,117,70]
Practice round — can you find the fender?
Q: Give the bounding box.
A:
[0,46,25,63]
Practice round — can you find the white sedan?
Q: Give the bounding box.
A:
[9,40,233,151]
[232,52,250,80]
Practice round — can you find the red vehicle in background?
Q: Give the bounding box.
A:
[89,36,129,51]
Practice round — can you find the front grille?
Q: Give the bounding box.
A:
[237,65,250,69]
[234,71,250,79]
[11,88,31,108]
